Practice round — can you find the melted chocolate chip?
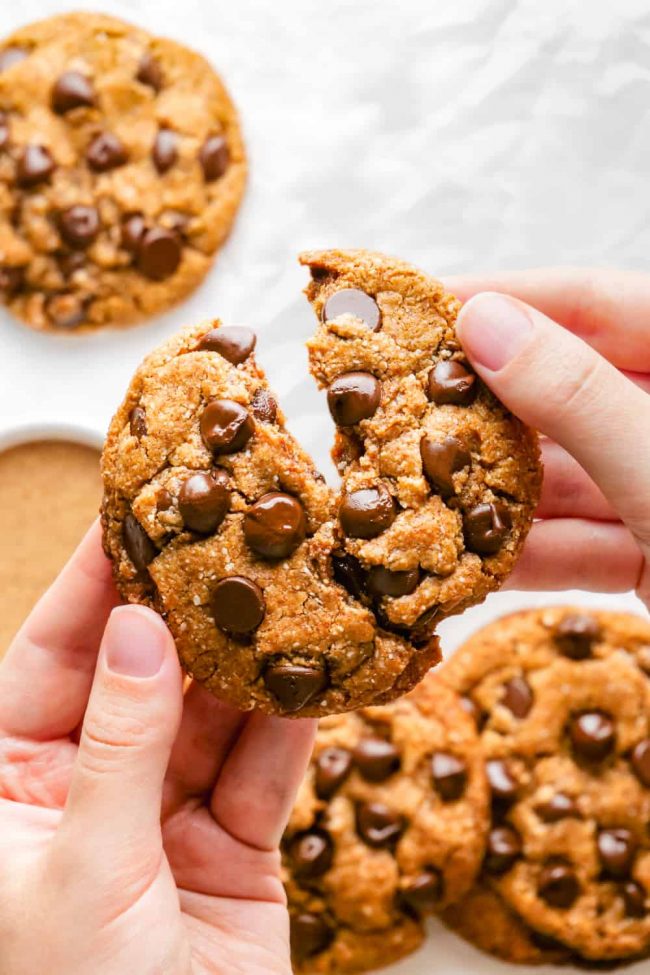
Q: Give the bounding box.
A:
[199,134,229,181]
[136,52,163,91]
[0,46,27,72]
[327,372,381,426]
[366,565,420,598]
[16,145,55,187]
[200,399,254,455]
[197,324,257,364]
[136,227,181,280]
[211,576,265,635]
[0,265,24,297]
[502,675,533,718]
[631,738,650,788]
[486,759,519,803]
[427,360,477,405]
[51,71,95,113]
[353,738,400,782]
[315,747,353,799]
[178,469,230,533]
[621,881,646,918]
[420,435,471,497]
[538,861,581,909]
[555,614,600,660]
[535,794,580,823]
[322,288,381,331]
[58,205,100,249]
[121,213,147,252]
[129,406,147,438]
[264,664,328,712]
[356,801,404,848]
[289,829,333,879]
[152,128,178,174]
[123,513,157,572]
[339,485,396,539]
[598,829,636,879]
[250,388,278,423]
[568,711,616,762]
[86,131,128,172]
[244,492,306,559]
[431,752,467,801]
[290,913,334,960]
[484,825,522,874]
[464,502,512,555]
[400,870,443,912]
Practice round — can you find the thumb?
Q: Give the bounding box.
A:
[60,605,183,861]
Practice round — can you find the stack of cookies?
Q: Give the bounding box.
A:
[283,607,650,972]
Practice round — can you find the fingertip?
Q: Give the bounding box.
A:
[102,604,177,679]
[456,292,535,372]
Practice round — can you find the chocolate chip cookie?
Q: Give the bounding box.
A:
[283,673,489,973]
[101,320,441,716]
[0,12,245,331]
[442,607,650,964]
[302,249,542,641]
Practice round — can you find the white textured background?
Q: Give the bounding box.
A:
[0,2,648,972]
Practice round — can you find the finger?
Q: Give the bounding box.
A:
[504,519,643,592]
[445,268,650,371]
[0,520,120,740]
[456,293,650,548]
[58,606,183,869]
[210,713,316,851]
[537,441,617,521]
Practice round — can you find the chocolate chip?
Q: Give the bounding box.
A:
[152,128,178,174]
[535,794,580,823]
[289,830,333,879]
[121,213,147,252]
[45,293,87,330]
[179,469,230,533]
[58,205,100,249]
[0,266,24,297]
[244,492,306,559]
[136,227,181,280]
[136,52,163,91]
[339,485,396,539]
[200,399,254,455]
[197,325,257,364]
[427,360,477,405]
[331,555,367,602]
[85,131,128,172]
[0,46,27,72]
[322,288,381,331]
[430,752,467,801]
[51,71,95,113]
[598,829,636,879]
[250,388,278,423]
[327,372,381,426]
[484,825,522,874]
[264,664,328,711]
[356,801,404,848]
[290,913,333,960]
[211,576,265,635]
[353,738,400,782]
[631,738,650,787]
[315,747,352,799]
[621,881,646,918]
[16,145,55,187]
[157,488,173,511]
[420,435,471,498]
[199,134,229,181]
[366,565,420,598]
[123,513,157,572]
[538,861,581,909]
[569,711,616,762]
[486,759,519,803]
[400,870,443,912]
[555,614,600,660]
[129,406,147,438]
[464,502,512,555]
[502,675,533,718]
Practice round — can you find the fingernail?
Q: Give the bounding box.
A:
[104,606,166,677]
[457,293,534,371]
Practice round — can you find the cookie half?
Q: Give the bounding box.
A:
[443,607,650,964]
[0,12,245,331]
[283,673,489,972]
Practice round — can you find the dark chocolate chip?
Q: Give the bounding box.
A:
[58,205,100,249]
[621,881,647,918]
[250,388,278,423]
[538,861,581,909]
[427,360,477,405]
[0,265,24,297]
[51,71,95,113]
[569,711,616,762]
[178,469,230,533]
[339,485,396,539]
[332,554,368,601]
[290,913,333,960]
[356,801,404,848]
[322,288,381,331]
[464,501,512,555]
[152,128,178,174]
[555,614,600,660]
[327,372,381,426]
[0,47,27,72]
[631,738,650,788]
[136,227,181,281]
[535,793,580,823]
[199,134,229,181]
[484,825,522,874]
[264,664,328,712]
[353,738,400,782]
[420,435,471,498]
[400,870,443,912]
[16,145,55,187]
[200,399,254,455]
[598,828,636,879]
[136,52,163,91]
[315,747,353,799]
[121,213,147,252]
[129,406,147,438]
[123,513,157,572]
[289,829,333,879]
[366,565,420,598]
[431,752,467,801]
[86,131,128,172]
[244,492,306,559]
[197,325,257,364]
[211,576,265,635]
[502,675,533,718]
[45,293,87,329]
[486,759,519,803]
